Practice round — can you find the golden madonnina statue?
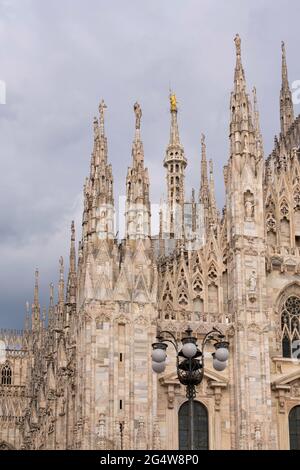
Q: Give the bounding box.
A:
[170,93,177,112]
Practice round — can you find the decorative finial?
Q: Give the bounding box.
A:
[134,102,142,130]
[25,301,30,330]
[59,256,64,280]
[93,116,99,139]
[281,41,289,84]
[209,159,213,174]
[69,221,76,275]
[253,86,258,114]
[71,220,75,241]
[201,133,207,161]
[34,268,39,305]
[234,34,241,56]
[50,283,54,307]
[170,92,177,112]
[58,258,64,305]
[99,99,107,116]
[99,99,107,136]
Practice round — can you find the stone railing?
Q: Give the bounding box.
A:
[160,310,231,326]
[267,245,300,258]
[5,349,29,358]
[0,385,26,398]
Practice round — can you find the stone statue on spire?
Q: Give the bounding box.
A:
[93,116,99,140]
[234,34,241,56]
[59,256,64,280]
[170,93,177,112]
[201,133,206,148]
[99,99,107,136]
[134,102,142,130]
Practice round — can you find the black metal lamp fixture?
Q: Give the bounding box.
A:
[152,326,229,450]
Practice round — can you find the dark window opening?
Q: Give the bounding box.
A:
[289,406,300,450]
[178,401,208,450]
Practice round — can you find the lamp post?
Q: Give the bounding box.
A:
[152,326,229,450]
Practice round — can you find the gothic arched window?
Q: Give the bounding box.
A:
[178,401,208,450]
[1,363,12,386]
[281,296,300,358]
[289,406,300,450]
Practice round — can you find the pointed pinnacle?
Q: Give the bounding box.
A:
[59,256,64,281]
[71,220,75,241]
[168,93,181,147]
[49,283,54,307]
[134,102,142,131]
[201,134,206,161]
[233,34,246,94]
[99,99,107,137]
[34,268,39,306]
[234,33,241,57]
[281,41,288,83]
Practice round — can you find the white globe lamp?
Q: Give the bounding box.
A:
[152,361,166,374]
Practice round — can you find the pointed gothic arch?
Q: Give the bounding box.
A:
[208,262,218,284]
[192,253,202,274]
[265,193,277,245]
[280,198,290,220]
[281,296,300,358]
[177,268,189,308]
[293,185,300,211]
[1,362,12,386]
[293,185,300,246]
[192,273,203,298]
[276,283,300,358]
[162,281,173,304]
[265,193,276,212]
[163,302,176,320]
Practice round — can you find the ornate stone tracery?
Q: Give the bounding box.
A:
[281,296,300,358]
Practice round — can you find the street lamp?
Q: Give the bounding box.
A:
[152,326,229,450]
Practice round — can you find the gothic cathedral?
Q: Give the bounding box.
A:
[1,35,300,450]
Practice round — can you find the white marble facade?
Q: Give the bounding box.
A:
[0,36,300,451]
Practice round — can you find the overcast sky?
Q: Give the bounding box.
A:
[0,0,299,329]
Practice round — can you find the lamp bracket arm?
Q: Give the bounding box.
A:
[157,330,179,353]
[201,328,226,366]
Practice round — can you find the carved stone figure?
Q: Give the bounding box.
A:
[249,271,257,292]
[244,192,255,222]
[134,102,142,129]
